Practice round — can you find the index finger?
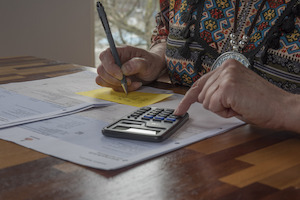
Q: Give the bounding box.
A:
[99,48,123,80]
[174,71,217,115]
[173,82,203,115]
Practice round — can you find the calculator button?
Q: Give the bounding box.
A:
[148,112,156,115]
[160,111,170,115]
[168,115,180,119]
[130,114,140,118]
[154,116,164,120]
[165,117,176,122]
[165,109,174,112]
[152,111,161,114]
[158,114,168,118]
[143,115,153,119]
[140,107,151,111]
[129,116,139,119]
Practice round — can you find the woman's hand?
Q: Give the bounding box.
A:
[174,59,300,132]
[95,44,166,92]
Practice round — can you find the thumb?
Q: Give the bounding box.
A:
[121,57,148,76]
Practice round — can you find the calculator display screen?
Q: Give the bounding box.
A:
[114,126,157,135]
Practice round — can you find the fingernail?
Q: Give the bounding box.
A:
[121,64,130,75]
[136,82,142,88]
[173,109,179,115]
[115,71,123,80]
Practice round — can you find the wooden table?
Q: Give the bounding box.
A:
[0,56,300,200]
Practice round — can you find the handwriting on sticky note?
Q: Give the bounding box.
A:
[76,87,172,107]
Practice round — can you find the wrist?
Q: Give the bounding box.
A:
[149,42,166,60]
[149,42,167,76]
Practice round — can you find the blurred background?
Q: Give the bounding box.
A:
[0,0,159,67]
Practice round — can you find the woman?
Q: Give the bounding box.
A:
[96,0,300,133]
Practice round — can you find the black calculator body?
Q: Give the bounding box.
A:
[102,107,189,142]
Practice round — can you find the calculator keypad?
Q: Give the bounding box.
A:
[128,107,178,123]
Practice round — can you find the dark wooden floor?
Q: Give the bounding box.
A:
[0,56,300,200]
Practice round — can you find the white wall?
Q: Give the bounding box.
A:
[0,0,95,67]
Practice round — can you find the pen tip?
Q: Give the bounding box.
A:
[121,83,128,95]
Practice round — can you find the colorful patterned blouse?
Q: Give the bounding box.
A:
[151,0,300,93]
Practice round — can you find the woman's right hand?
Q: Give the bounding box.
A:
[95,44,166,92]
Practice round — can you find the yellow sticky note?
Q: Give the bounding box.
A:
[76,87,172,107]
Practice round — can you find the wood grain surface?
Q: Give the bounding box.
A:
[0,56,299,200]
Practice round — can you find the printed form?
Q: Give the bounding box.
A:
[0,71,244,170]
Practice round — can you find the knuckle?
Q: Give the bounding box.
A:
[197,93,204,103]
[97,65,105,75]
[219,70,239,86]
[95,77,106,86]
[100,48,111,60]
[220,79,235,94]
[99,51,106,61]
[202,98,209,110]
[119,45,131,54]
[208,98,219,113]
[122,45,130,49]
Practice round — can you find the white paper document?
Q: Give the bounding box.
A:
[0,71,244,170]
[0,70,113,129]
[0,88,112,129]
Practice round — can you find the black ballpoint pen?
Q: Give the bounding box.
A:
[96,1,128,95]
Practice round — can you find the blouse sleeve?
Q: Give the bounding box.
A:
[150,0,170,49]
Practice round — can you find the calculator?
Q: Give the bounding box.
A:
[102,107,189,142]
